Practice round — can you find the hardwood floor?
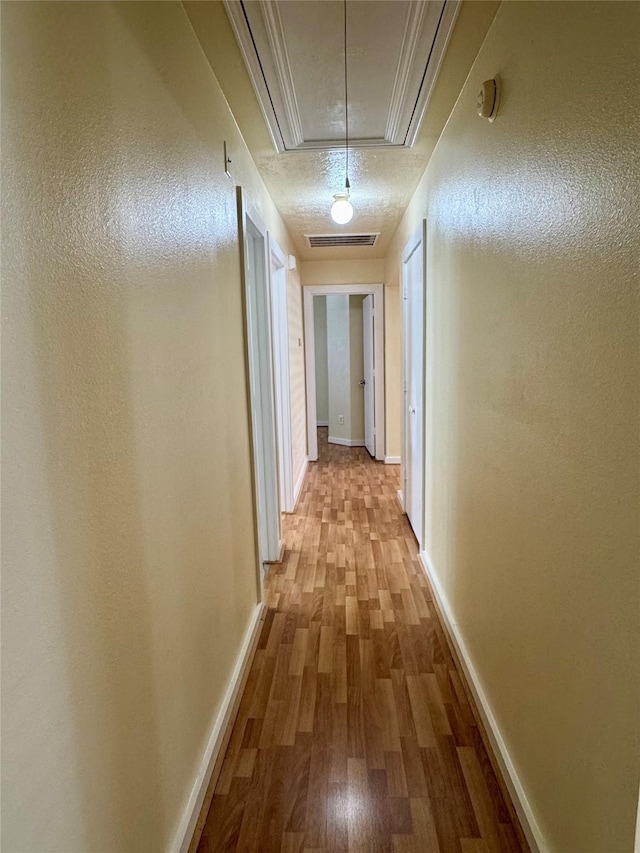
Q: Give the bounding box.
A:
[197,431,525,852]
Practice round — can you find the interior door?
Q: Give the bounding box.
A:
[269,238,294,513]
[363,294,375,457]
[402,225,425,548]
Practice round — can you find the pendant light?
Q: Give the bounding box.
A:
[331,0,353,225]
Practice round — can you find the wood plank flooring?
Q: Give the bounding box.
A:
[197,431,525,852]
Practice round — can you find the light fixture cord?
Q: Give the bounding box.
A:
[343,0,350,192]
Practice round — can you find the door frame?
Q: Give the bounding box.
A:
[237,187,282,598]
[362,294,375,458]
[268,235,295,513]
[401,222,427,549]
[303,283,385,462]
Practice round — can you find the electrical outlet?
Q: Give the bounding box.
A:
[339,415,344,425]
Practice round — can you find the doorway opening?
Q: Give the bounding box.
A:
[303,283,385,462]
[312,293,374,456]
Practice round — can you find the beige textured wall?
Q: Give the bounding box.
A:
[1,3,299,851]
[385,2,640,850]
[300,259,401,457]
[300,259,385,287]
[182,0,307,485]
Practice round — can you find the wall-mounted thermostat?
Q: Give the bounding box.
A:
[477,78,501,122]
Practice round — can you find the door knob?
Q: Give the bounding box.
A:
[359,379,366,386]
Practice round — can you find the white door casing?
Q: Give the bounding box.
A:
[268,236,295,513]
[402,223,426,550]
[363,294,375,457]
[304,283,385,462]
[238,188,282,588]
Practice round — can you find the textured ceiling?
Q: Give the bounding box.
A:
[184,1,500,261]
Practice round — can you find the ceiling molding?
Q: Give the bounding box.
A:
[261,1,304,148]
[404,0,461,146]
[222,0,284,151]
[292,137,403,152]
[385,1,429,144]
[223,0,461,153]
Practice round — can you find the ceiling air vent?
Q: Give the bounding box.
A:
[306,233,379,249]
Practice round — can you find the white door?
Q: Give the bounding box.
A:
[240,191,282,571]
[402,224,426,549]
[363,294,375,457]
[269,238,294,513]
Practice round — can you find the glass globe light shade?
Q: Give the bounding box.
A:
[331,194,353,225]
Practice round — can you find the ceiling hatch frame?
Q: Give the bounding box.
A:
[223,0,461,153]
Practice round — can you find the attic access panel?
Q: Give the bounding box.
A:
[224,0,460,152]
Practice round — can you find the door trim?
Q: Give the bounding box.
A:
[303,283,385,462]
[237,188,282,598]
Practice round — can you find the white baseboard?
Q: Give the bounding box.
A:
[417,551,546,853]
[396,489,404,510]
[171,601,266,853]
[328,437,366,447]
[316,420,329,427]
[293,456,309,509]
[385,456,401,465]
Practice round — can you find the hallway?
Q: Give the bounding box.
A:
[4,3,639,849]
[197,432,524,852]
